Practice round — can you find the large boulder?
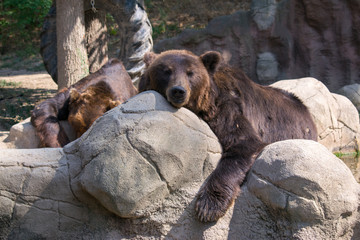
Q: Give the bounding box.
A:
[247,140,359,239]
[154,0,360,92]
[0,148,74,239]
[272,77,360,153]
[0,91,359,239]
[66,90,222,218]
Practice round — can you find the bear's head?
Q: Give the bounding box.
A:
[68,81,120,137]
[139,50,221,115]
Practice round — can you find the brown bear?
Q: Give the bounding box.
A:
[68,81,121,138]
[31,59,137,148]
[139,50,317,222]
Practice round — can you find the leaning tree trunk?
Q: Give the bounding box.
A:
[56,0,89,89]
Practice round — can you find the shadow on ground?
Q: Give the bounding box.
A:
[0,87,56,130]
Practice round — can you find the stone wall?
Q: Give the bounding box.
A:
[154,0,360,92]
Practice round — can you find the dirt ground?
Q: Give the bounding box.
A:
[0,69,57,131]
[0,69,57,90]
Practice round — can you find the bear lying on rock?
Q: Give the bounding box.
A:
[139,50,317,222]
[68,80,122,138]
[31,59,137,147]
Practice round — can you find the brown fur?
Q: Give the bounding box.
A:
[68,81,121,138]
[139,50,317,222]
[31,59,137,147]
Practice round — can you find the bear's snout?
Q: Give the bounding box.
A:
[167,86,188,107]
[170,86,186,99]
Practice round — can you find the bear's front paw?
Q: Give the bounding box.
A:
[195,182,238,222]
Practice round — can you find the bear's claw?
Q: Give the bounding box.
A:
[195,183,237,222]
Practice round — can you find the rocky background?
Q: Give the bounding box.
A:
[154,0,360,92]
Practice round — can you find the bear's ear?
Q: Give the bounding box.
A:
[138,73,150,92]
[107,100,121,111]
[144,52,158,67]
[69,88,81,104]
[200,51,221,74]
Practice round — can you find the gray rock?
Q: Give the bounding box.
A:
[256,52,279,84]
[272,77,360,152]
[249,140,358,220]
[0,131,13,149]
[1,89,359,239]
[0,148,75,239]
[338,84,360,112]
[247,140,360,239]
[1,137,359,239]
[154,0,360,92]
[3,117,76,149]
[251,0,277,31]
[5,118,40,148]
[65,90,222,218]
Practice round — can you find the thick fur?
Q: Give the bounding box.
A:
[68,81,121,138]
[139,50,317,222]
[31,59,137,147]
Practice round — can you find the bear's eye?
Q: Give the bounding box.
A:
[187,71,194,77]
[163,68,172,75]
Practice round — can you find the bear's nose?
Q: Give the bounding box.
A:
[169,86,187,100]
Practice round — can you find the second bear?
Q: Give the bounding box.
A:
[31,59,137,147]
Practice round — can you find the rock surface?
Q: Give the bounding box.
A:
[65,90,222,218]
[248,140,359,239]
[5,118,40,149]
[272,77,360,153]
[154,0,360,92]
[3,118,76,149]
[0,131,13,149]
[0,91,359,239]
[338,84,360,112]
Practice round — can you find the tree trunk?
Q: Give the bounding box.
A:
[56,0,89,90]
[85,9,108,74]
